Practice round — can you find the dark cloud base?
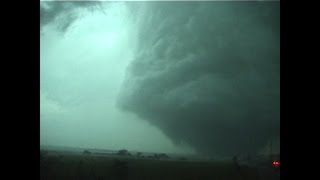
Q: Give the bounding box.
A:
[118,1,280,157]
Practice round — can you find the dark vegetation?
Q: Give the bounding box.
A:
[83,150,92,155]
[136,152,142,157]
[117,149,130,156]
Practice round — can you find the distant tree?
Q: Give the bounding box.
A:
[153,154,159,159]
[159,153,169,159]
[136,152,142,157]
[83,150,91,155]
[117,149,129,156]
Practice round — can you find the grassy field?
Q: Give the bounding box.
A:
[40,152,261,180]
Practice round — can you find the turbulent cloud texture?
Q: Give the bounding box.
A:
[118,2,280,156]
[40,1,197,154]
[40,1,102,32]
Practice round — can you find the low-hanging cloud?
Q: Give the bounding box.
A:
[118,1,280,156]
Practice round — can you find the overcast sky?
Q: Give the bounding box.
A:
[40,1,279,157]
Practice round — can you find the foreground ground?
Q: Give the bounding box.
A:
[40,151,274,180]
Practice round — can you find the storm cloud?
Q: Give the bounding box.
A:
[118,1,280,156]
[40,1,197,154]
[40,1,279,157]
[40,1,102,32]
